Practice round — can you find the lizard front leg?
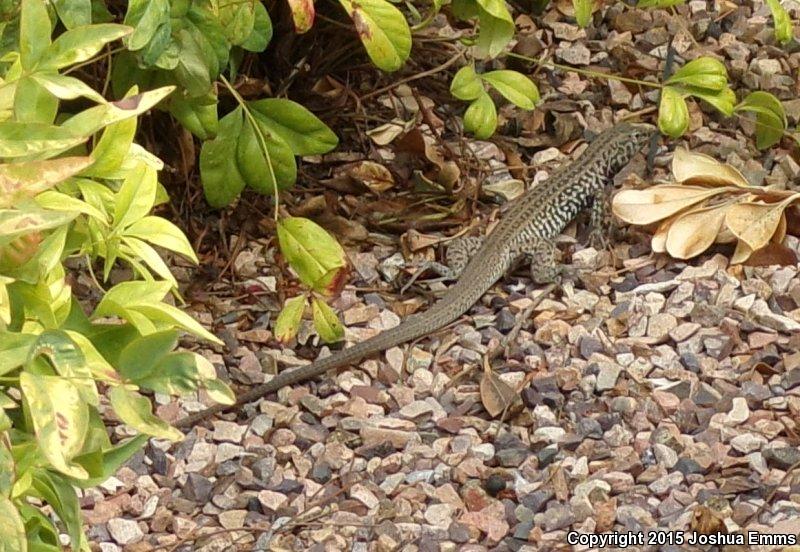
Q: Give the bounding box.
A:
[588,194,615,251]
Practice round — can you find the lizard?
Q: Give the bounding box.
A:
[175,121,657,429]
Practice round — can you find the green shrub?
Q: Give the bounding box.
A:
[0,1,233,548]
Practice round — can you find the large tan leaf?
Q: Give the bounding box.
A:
[725,196,800,251]
[671,147,750,187]
[613,186,728,225]
[666,203,728,259]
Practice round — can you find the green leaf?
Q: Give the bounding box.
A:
[39,24,131,70]
[82,100,138,178]
[338,0,412,72]
[249,99,338,156]
[172,28,214,97]
[0,495,26,551]
[573,0,594,28]
[0,156,92,209]
[216,0,256,45]
[276,217,348,294]
[735,91,787,149]
[52,0,92,29]
[125,0,171,51]
[113,162,157,230]
[61,86,174,138]
[241,1,273,50]
[275,295,306,343]
[450,66,484,101]
[117,330,177,381]
[473,0,514,58]
[20,372,89,479]
[666,56,728,92]
[311,297,344,343]
[124,216,199,263]
[0,207,77,247]
[71,435,148,488]
[20,0,52,70]
[168,92,218,140]
[0,333,35,378]
[0,122,84,158]
[480,70,539,109]
[658,86,689,138]
[0,443,14,496]
[30,470,85,549]
[236,109,297,195]
[13,76,59,124]
[681,85,736,116]
[766,0,793,44]
[93,281,222,344]
[199,106,247,207]
[31,72,107,104]
[463,92,497,139]
[28,330,98,406]
[108,385,183,441]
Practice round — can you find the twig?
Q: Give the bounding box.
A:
[360,49,465,101]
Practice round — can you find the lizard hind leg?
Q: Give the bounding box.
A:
[527,239,582,285]
[400,235,484,294]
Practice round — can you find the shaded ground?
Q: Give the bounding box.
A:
[82,2,800,551]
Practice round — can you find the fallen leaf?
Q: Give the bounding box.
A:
[480,367,516,418]
[672,147,750,187]
[340,161,395,192]
[665,203,729,259]
[725,196,799,251]
[743,241,798,266]
[613,186,729,225]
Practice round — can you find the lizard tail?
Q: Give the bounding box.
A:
[174,272,496,428]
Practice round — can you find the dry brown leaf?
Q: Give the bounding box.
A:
[339,161,395,193]
[480,367,516,418]
[367,118,416,146]
[665,203,729,259]
[725,196,799,251]
[672,147,750,187]
[743,241,798,266]
[613,186,729,225]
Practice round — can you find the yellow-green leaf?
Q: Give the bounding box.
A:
[276,217,348,295]
[735,91,787,150]
[311,297,344,343]
[338,0,412,72]
[658,86,689,138]
[275,295,307,343]
[108,386,183,441]
[20,372,89,479]
[451,66,484,101]
[480,70,539,110]
[464,92,497,139]
[573,0,594,27]
[0,157,92,209]
[0,495,26,551]
[766,0,793,44]
[666,57,728,92]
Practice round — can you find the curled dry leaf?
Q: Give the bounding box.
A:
[613,186,729,225]
[665,203,729,259]
[671,147,750,187]
[725,197,799,251]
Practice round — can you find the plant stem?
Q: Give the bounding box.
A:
[505,52,664,89]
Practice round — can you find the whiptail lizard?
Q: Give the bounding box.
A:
[176,122,657,429]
